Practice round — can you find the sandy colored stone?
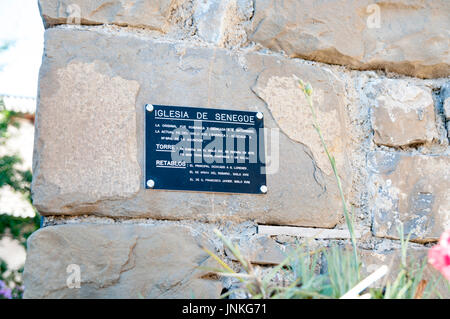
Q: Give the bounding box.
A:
[364,79,439,147]
[38,0,174,31]
[32,60,141,210]
[248,0,450,78]
[193,0,253,48]
[23,223,222,298]
[368,151,450,242]
[32,27,349,228]
[226,235,287,265]
[252,63,351,176]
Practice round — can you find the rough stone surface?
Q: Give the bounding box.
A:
[193,0,253,48]
[39,1,450,78]
[368,151,450,242]
[23,223,222,298]
[252,63,351,176]
[32,60,141,210]
[248,0,450,78]
[24,0,450,298]
[193,0,228,43]
[38,0,174,31]
[28,2,450,300]
[364,79,439,147]
[32,27,351,228]
[226,235,286,265]
[38,0,253,47]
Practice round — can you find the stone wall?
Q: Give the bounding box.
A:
[24,0,449,298]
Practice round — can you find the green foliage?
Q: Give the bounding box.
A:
[284,244,328,298]
[0,214,40,248]
[324,245,360,298]
[369,226,444,299]
[0,155,32,198]
[0,108,33,202]
[0,96,40,299]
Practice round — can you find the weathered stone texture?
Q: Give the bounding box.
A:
[28,0,450,300]
[32,60,141,210]
[227,226,363,265]
[32,27,353,228]
[23,223,222,298]
[38,0,174,30]
[252,64,351,176]
[248,0,450,78]
[368,151,450,242]
[364,79,439,147]
[194,0,253,48]
[39,1,450,78]
[38,0,253,47]
[226,235,286,265]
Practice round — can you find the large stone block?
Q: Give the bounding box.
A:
[368,151,450,242]
[248,0,450,78]
[364,79,439,147]
[38,0,174,31]
[32,27,352,228]
[33,59,142,209]
[23,223,222,298]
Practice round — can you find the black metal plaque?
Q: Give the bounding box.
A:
[145,104,266,194]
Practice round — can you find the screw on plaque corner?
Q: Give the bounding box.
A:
[146,179,155,188]
[260,185,268,193]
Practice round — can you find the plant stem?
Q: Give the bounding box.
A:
[303,93,359,267]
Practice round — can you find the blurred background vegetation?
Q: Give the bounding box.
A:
[0,43,40,299]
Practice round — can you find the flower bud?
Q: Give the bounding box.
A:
[305,83,313,96]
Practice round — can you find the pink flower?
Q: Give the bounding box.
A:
[428,229,450,281]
